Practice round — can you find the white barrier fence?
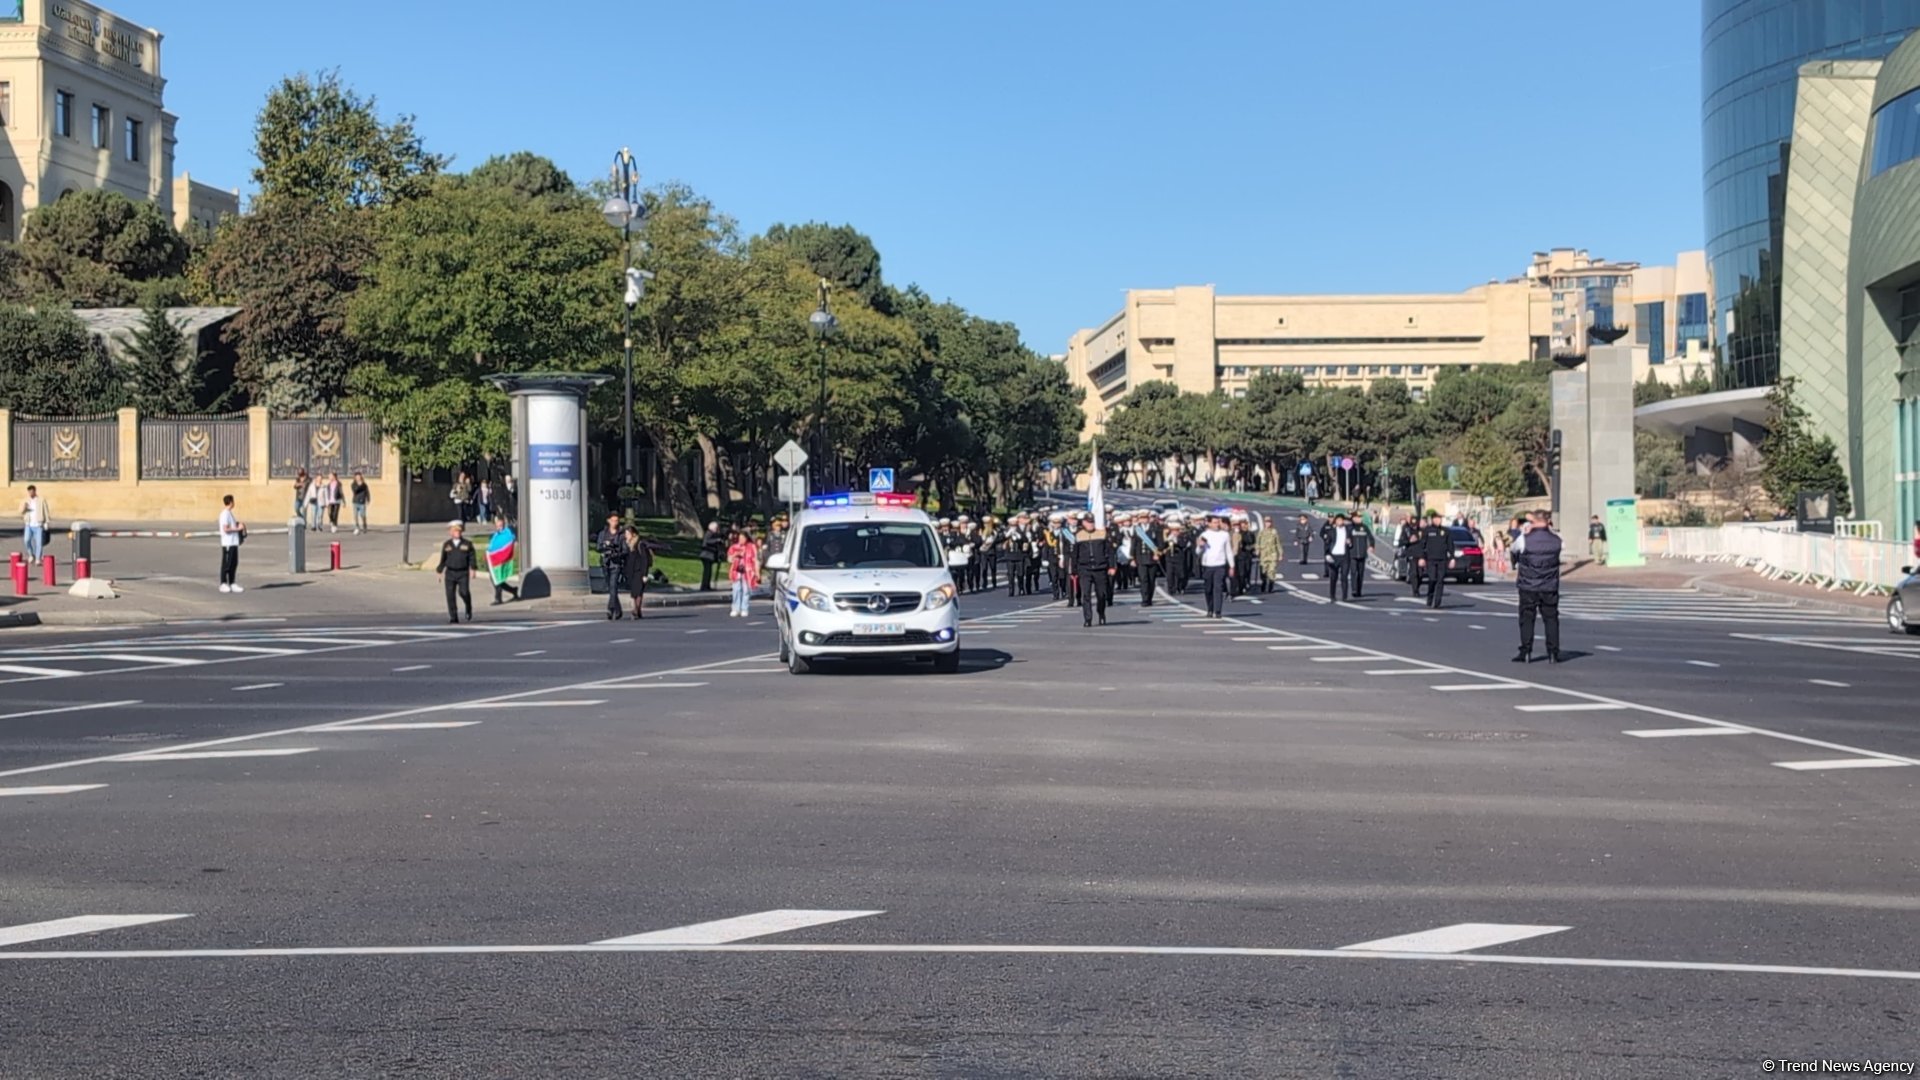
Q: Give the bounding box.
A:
[1643,523,1914,595]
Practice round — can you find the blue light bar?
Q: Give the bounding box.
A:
[806,493,853,509]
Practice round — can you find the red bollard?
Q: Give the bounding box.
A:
[75,557,90,580]
[11,558,26,596]
[329,541,342,571]
[41,555,55,587]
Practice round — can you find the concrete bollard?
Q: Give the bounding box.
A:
[41,555,55,587]
[329,541,342,572]
[288,516,307,573]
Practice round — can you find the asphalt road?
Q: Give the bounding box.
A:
[0,571,1914,1078]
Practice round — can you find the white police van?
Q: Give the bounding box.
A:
[763,492,962,675]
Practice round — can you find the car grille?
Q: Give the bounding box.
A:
[831,591,923,614]
[819,630,937,647]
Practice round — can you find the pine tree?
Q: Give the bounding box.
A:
[1758,376,1853,516]
[125,299,201,414]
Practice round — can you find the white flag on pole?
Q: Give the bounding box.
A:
[1087,443,1106,525]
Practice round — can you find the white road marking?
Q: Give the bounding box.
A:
[1365,669,1442,676]
[1596,645,1623,652]
[0,700,139,722]
[1310,656,1374,663]
[124,748,319,760]
[685,630,709,635]
[0,914,190,947]
[699,668,786,675]
[1809,679,1851,688]
[466,700,607,709]
[515,650,547,657]
[594,909,884,945]
[1469,624,1487,630]
[2,940,1917,983]
[1338,923,1570,954]
[0,663,82,677]
[1268,644,1339,651]
[1430,683,1522,692]
[1230,637,1275,642]
[0,785,106,797]
[1773,758,1912,771]
[392,665,431,672]
[1514,703,1627,713]
[329,722,482,731]
[586,681,709,690]
[231,683,283,692]
[1686,660,1721,668]
[611,639,634,645]
[1624,727,1751,739]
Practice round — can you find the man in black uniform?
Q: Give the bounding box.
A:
[1513,511,1565,663]
[435,520,478,624]
[596,512,628,620]
[1072,518,1114,627]
[1416,510,1451,609]
[1293,513,1314,566]
[1396,516,1423,594]
[1131,512,1165,606]
[1346,512,1374,598]
[1005,514,1030,597]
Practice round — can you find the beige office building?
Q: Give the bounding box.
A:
[0,0,233,242]
[1062,248,1709,437]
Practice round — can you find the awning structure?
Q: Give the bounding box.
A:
[1632,386,1772,437]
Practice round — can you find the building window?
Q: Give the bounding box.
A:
[1411,365,1426,376]
[1897,282,1920,345]
[54,91,72,138]
[124,118,141,162]
[1677,292,1709,353]
[1345,365,1361,376]
[1323,365,1340,375]
[91,104,108,149]
[1389,365,1403,375]
[1231,366,1248,377]
[1873,86,1920,177]
[1636,301,1667,364]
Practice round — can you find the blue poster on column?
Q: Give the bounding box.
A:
[529,444,579,481]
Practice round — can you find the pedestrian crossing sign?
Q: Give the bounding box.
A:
[869,468,895,493]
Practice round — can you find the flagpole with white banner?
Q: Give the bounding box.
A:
[1088,442,1106,525]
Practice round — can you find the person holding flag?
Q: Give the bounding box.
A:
[486,514,520,605]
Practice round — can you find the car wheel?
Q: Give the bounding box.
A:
[1891,594,1918,636]
[778,636,791,663]
[933,649,961,674]
[788,649,811,675]
[1472,573,1485,585]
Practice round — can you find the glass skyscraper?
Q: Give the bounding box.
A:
[1702,0,1920,388]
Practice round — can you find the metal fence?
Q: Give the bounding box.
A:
[268,417,382,479]
[1644,523,1912,594]
[140,415,250,480]
[11,415,119,481]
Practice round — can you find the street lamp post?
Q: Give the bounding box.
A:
[808,280,838,492]
[602,148,648,520]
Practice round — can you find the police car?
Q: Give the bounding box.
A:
[763,492,962,674]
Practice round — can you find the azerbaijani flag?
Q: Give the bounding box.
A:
[486,525,517,585]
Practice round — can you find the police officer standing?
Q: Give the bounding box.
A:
[1346,511,1374,599]
[1293,513,1314,566]
[1513,511,1565,662]
[435,520,478,624]
[596,512,629,620]
[1396,516,1424,594]
[1416,510,1451,609]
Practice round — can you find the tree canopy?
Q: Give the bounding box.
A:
[253,70,445,210]
[13,190,188,306]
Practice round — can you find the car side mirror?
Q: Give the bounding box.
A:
[1904,566,1914,576]
[765,551,789,572]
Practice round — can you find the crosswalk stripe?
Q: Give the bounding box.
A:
[1772,758,1911,771]
[0,914,190,947]
[594,909,883,945]
[1514,703,1627,712]
[0,663,82,677]
[1339,923,1570,954]
[1430,683,1522,692]
[1624,727,1749,739]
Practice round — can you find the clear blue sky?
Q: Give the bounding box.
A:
[126,0,1702,354]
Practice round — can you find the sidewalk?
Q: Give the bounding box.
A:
[1562,554,1890,616]
[0,522,722,628]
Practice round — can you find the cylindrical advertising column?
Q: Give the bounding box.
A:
[488,373,609,598]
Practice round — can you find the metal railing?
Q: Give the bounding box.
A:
[1643,523,1912,595]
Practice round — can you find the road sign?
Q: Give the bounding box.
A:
[1297,462,1313,476]
[1340,456,1355,471]
[777,475,808,503]
[869,467,895,493]
[775,440,809,474]
[1040,460,1053,472]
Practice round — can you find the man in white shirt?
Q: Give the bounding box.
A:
[1198,512,1234,618]
[1323,512,1352,602]
[19,485,48,564]
[218,494,246,593]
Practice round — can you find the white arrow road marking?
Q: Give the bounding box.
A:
[0,785,106,797]
[1773,758,1912,771]
[595,909,885,946]
[0,914,190,947]
[123,748,318,761]
[1338,923,1571,954]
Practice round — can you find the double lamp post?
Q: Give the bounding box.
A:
[601,147,651,520]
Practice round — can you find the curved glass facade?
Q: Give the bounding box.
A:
[1702,0,1920,389]
[1870,84,1920,174]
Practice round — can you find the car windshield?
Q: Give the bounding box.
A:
[797,522,942,570]
[1449,528,1480,545]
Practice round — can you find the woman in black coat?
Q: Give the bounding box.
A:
[620,526,654,620]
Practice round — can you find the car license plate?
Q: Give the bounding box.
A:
[855,621,904,635]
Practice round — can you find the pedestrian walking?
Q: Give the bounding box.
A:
[292,469,311,519]
[322,472,343,533]
[727,529,760,617]
[1005,515,1031,597]
[498,474,518,526]
[1132,512,1165,606]
[435,520,477,623]
[1254,518,1281,592]
[1198,511,1233,618]
[303,476,323,531]
[596,512,628,620]
[350,472,370,534]
[1293,513,1314,566]
[450,471,473,525]
[1416,510,1450,609]
[1912,520,1920,562]
[1587,515,1608,563]
[1322,512,1352,602]
[217,494,245,593]
[1396,516,1422,592]
[1072,516,1114,627]
[475,480,493,525]
[1347,511,1374,599]
[18,484,48,564]
[1513,512,1564,663]
[487,514,520,605]
[698,522,725,591]
[621,525,652,619]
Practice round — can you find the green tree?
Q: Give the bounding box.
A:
[1635,430,1683,497]
[1758,376,1852,515]
[1415,456,1447,493]
[195,199,375,411]
[466,152,578,205]
[253,70,444,210]
[124,299,204,414]
[1458,425,1525,507]
[763,223,886,309]
[0,305,124,414]
[346,365,510,563]
[12,189,188,306]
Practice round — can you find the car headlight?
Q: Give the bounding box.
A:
[796,586,833,612]
[924,583,957,611]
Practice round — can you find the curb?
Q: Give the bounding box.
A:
[0,608,167,628]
